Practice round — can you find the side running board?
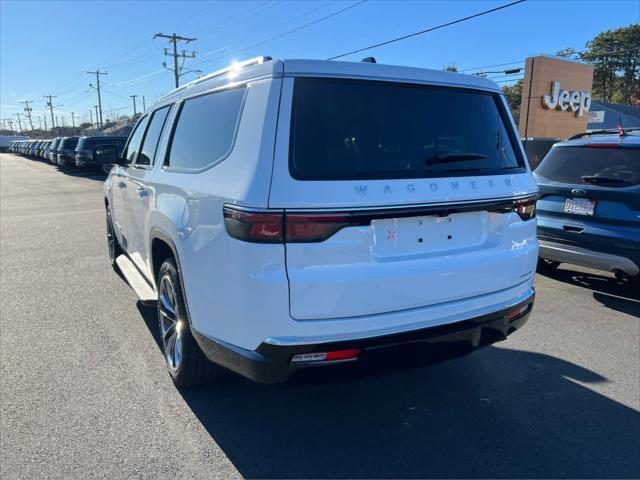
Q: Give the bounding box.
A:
[115,255,157,305]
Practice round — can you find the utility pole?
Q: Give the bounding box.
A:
[43,95,57,132]
[87,69,107,127]
[19,100,35,131]
[71,112,76,127]
[153,32,196,88]
[89,108,93,127]
[142,95,146,111]
[94,106,100,129]
[14,112,23,133]
[36,115,42,130]
[43,115,47,131]
[130,94,138,116]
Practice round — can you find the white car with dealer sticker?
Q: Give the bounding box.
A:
[99,57,538,386]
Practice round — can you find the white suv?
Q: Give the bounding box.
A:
[99,57,538,386]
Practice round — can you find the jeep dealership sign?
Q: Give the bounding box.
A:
[542,81,591,117]
[519,56,594,138]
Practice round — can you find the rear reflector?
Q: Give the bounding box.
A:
[291,349,361,364]
[511,196,536,221]
[507,304,530,321]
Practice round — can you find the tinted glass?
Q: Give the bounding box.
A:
[167,88,245,171]
[537,146,640,185]
[290,78,524,180]
[61,137,79,149]
[77,136,127,151]
[123,116,150,164]
[137,106,170,166]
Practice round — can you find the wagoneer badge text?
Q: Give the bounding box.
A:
[355,177,514,195]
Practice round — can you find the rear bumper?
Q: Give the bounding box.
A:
[58,154,74,165]
[539,239,639,276]
[75,155,95,167]
[192,288,535,384]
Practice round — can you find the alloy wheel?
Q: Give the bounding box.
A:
[159,275,182,375]
[106,212,116,262]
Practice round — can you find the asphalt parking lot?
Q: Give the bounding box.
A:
[1,152,639,479]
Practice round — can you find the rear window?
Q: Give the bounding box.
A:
[60,137,79,149]
[289,78,524,180]
[537,146,639,185]
[77,137,127,150]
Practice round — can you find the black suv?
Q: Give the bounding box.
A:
[75,136,128,168]
[57,137,80,166]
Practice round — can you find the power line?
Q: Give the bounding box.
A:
[327,0,527,60]
[462,46,640,76]
[199,0,368,66]
[153,32,197,88]
[108,69,166,88]
[461,60,525,73]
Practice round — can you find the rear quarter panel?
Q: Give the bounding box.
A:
[145,77,290,349]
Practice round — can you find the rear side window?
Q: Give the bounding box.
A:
[166,87,246,171]
[537,146,640,185]
[290,78,524,180]
[123,116,150,164]
[63,137,79,149]
[137,106,171,166]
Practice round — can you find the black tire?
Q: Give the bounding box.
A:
[537,258,560,274]
[157,258,218,387]
[106,207,121,269]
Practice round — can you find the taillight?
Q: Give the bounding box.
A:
[285,213,352,243]
[290,348,361,364]
[224,206,363,243]
[223,206,284,243]
[511,196,536,221]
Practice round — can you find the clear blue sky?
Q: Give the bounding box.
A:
[1,0,637,128]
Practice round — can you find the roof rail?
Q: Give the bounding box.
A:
[567,127,640,140]
[156,56,273,102]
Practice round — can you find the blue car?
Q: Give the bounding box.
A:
[534,129,639,286]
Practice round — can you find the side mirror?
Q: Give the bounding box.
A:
[93,144,122,166]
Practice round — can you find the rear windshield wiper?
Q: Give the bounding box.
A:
[581,175,637,186]
[425,152,488,165]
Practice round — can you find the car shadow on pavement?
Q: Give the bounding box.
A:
[538,267,640,313]
[539,266,640,301]
[55,165,107,181]
[135,300,640,478]
[592,291,640,318]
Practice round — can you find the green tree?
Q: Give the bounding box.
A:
[502,79,524,125]
[555,47,580,59]
[582,24,640,104]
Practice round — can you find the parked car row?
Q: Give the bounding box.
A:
[8,136,128,169]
